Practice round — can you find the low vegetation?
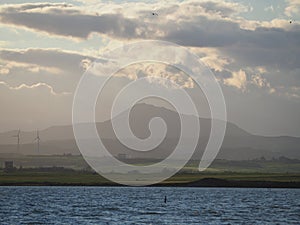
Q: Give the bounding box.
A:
[0,155,299,186]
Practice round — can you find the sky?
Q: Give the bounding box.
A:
[0,0,299,137]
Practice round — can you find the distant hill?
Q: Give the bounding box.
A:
[0,103,299,160]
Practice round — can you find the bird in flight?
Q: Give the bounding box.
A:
[152,12,158,16]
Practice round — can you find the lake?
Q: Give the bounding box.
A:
[0,187,299,224]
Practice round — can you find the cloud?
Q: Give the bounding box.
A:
[141,63,194,89]
[0,1,253,44]
[224,69,247,90]
[91,61,195,89]
[0,61,62,75]
[0,46,194,96]
[80,58,92,71]
[0,81,70,96]
[0,48,96,93]
[0,48,95,72]
[251,74,270,88]
[1,1,299,74]
[193,47,232,72]
[0,2,298,97]
[0,65,9,74]
[255,66,267,74]
[264,5,274,13]
[0,40,7,47]
[220,26,300,71]
[199,1,247,17]
[285,0,300,17]
[0,3,142,40]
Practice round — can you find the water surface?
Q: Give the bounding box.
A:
[0,187,299,224]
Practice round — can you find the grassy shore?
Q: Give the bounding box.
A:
[1,170,300,188]
[1,155,299,187]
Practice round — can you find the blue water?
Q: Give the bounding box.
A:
[0,187,299,224]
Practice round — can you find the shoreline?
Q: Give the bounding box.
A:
[1,178,300,188]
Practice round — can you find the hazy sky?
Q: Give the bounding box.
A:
[0,0,299,137]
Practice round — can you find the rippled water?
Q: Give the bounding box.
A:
[0,187,299,224]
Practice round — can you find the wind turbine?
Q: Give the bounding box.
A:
[12,129,20,153]
[33,130,41,154]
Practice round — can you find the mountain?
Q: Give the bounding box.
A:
[0,103,299,160]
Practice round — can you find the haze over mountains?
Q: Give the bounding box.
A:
[0,103,299,160]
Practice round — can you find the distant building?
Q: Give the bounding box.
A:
[4,161,14,172]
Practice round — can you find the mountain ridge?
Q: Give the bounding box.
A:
[0,103,299,160]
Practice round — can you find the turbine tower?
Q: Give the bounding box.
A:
[12,129,20,153]
[33,130,41,154]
